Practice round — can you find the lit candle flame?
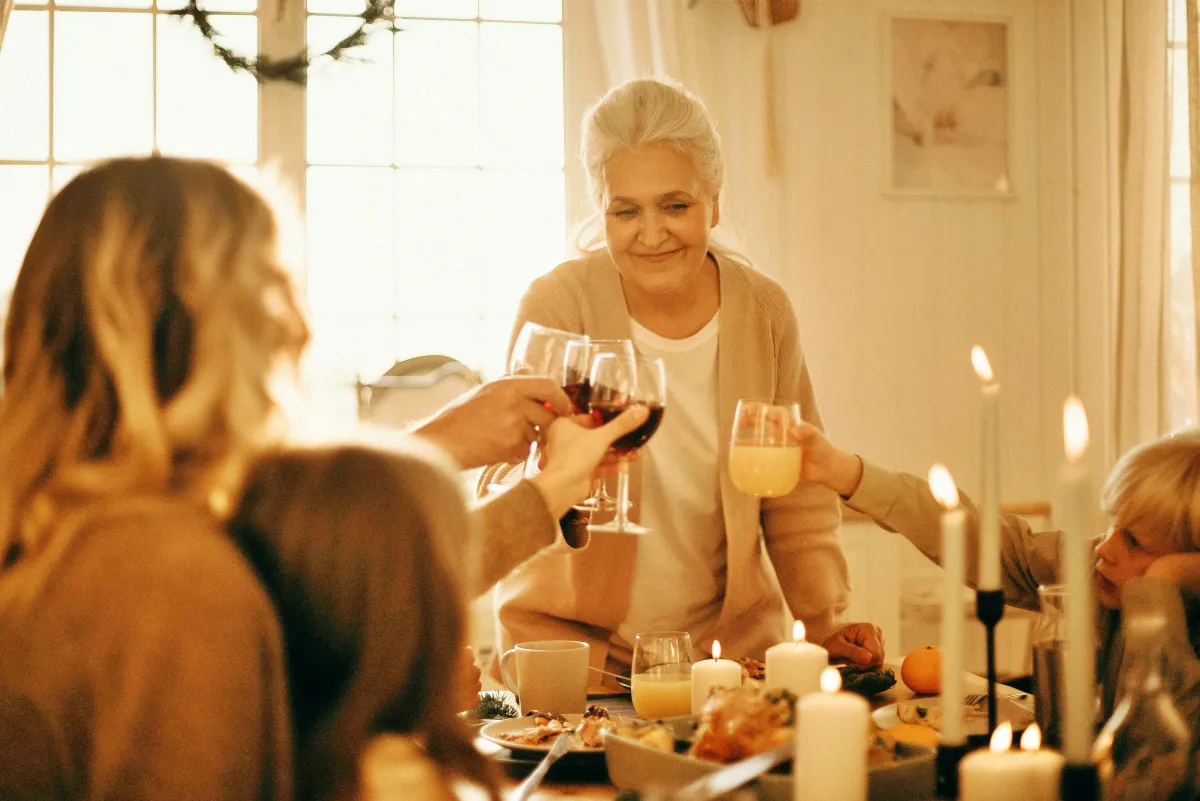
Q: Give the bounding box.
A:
[1020,723,1042,751]
[971,346,994,383]
[793,620,806,643]
[928,464,960,510]
[1063,396,1089,462]
[989,721,1014,753]
[820,667,841,693]
[712,640,722,661]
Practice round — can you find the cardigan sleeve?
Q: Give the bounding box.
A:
[471,478,589,593]
[472,265,591,585]
[756,284,849,645]
[845,459,1064,612]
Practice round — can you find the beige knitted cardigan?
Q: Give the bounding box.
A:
[486,250,849,675]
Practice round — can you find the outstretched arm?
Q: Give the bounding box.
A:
[790,422,1063,613]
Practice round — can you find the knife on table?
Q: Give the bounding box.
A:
[509,733,572,801]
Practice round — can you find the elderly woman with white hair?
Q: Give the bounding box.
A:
[485,77,885,681]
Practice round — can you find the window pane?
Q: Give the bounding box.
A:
[158,0,255,10]
[0,12,49,160]
[305,0,364,14]
[306,166,394,316]
[1172,49,1190,179]
[479,22,562,168]
[0,166,49,296]
[480,0,560,23]
[306,314,396,381]
[475,167,564,312]
[396,0,476,19]
[157,15,258,162]
[52,164,86,191]
[394,167,480,306]
[307,16,393,165]
[394,311,489,373]
[1171,0,1188,45]
[394,20,478,166]
[1169,181,1196,429]
[54,12,153,161]
[65,0,151,12]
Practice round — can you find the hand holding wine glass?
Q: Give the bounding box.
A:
[508,322,590,477]
[587,353,667,535]
[563,338,637,513]
[728,400,803,498]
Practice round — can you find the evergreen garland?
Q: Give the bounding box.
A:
[171,0,396,85]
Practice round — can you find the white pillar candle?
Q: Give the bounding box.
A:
[691,640,742,715]
[1057,396,1097,763]
[794,667,870,801]
[765,620,828,698]
[971,346,1002,590]
[959,723,1065,801]
[930,464,966,746]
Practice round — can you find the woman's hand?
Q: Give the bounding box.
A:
[822,622,885,668]
[788,422,864,498]
[531,407,650,519]
[456,646,483,712]
[1144,552,1200,599]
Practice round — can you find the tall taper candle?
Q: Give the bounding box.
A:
[971,346,1001,590]
[1058,396,1096,763]
[930,464,966,746]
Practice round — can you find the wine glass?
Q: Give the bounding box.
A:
[728,400,803,498]
[508,322,589,477]
[564,339,637,513]
[631,631,694,720]
[586,353,666,535]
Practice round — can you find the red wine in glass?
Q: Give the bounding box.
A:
[562,364,591,413]
[589,401,664,452]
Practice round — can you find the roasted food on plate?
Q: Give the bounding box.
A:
[577,705,616,747]
[494,704,615,747]
[689,684,795,763]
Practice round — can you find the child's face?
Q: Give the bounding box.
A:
[1094,522,1176,608]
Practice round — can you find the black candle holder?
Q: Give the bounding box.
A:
[975,589,1005,735]
[1061,761,1100,801]
[936,741,970,798]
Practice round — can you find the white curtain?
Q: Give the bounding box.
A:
[0,0,13,55]
[1112,0,1171,453]
[562,0,790,276]
[1189,0,1200,425]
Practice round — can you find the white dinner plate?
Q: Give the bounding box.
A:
[478,713,637,754]
[871,693,1035,738]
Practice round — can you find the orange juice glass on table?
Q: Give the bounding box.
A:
[728,400,803,498]
[631,631,694,719]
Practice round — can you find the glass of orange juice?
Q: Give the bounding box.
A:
[728,400,803,498]
[631,631,694,720]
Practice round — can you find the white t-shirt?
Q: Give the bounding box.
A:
[615,311,727,648]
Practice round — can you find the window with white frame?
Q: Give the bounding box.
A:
[0,0,565,401]
[1169,0,1197,430]
[0,0,259,292]
[303,0,565,387]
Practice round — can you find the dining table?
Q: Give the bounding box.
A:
[479,669,1033,800]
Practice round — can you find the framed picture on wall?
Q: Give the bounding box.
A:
[883,11,1013,198]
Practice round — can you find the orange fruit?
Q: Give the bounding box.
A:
[900,646,942,695]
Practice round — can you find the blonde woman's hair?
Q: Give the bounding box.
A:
[230,444,499,801]
[1101,429,1200,552]
[0,156,309,605]
[574,76,750,265]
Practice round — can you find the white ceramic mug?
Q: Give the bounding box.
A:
[499,640,589,715]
